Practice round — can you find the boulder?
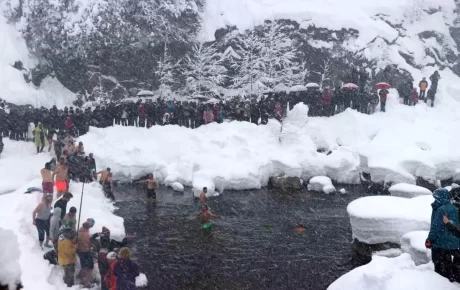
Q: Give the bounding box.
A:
[389,183,432,198]
[307,176,336,194]
[269,176,302,191]
[171,182,184,192]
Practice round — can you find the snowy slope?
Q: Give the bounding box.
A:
[0,13,75,108]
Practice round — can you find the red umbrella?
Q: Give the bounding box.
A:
[376,82,391,90]
[342,83,359,89]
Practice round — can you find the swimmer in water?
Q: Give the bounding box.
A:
[199,205,220,230]
[198,187,207,210]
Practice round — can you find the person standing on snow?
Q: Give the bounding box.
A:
[34,123,45,154]
[58,220,77,287]
[113,247,140,290]
[41,162,54,198]
[418,77,429,100]
[77,220,95,288]
[426,188,460,282]
[410,88,419,106]
[49,207,62,250]
[103,252,118,290]
[62,207,77,231]
[378,89,389,112]
[32,193,54,249]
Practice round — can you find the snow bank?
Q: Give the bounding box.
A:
[401,231,431,265]
[307,176,336,194]
[0,13,75,108]
[328,254,458,290]
[0,228,21,288]
[0,138,51,194]
[347,195,433,244]
[171,182,185,192]
[389,183,432,198]
[0,178,124,290]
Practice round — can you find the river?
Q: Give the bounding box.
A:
[114,184,368,290]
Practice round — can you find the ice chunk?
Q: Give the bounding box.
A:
[307,176,336,194]
[400,231,431,265]
[347,195,433,244]
[389,183,432,198]
[339,188,347,194]
[171,182,184,192]
[328,254,459,290]
[136,273,148,287]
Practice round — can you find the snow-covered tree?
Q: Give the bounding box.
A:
[259,20,296,88]
[184,42,227,95]
[155,43,177,96]
[312,58,333,88]
[283,60,309,87]
[232,29,264,94]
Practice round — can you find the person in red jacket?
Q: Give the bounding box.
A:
[138,103,146,128]
[410,87,419,106]
[64,117,74,136]
[320,88,332,116]
[104,252,118,290]
[378,89,389,112]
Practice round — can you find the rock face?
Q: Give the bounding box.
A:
[269,176,302,191]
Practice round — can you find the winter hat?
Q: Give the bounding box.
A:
[107,252,117,260]
[87,218,95,228]
[101,226,110,237]
[118,247,131,260]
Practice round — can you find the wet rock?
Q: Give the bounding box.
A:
[351,238,400,265]
[269,176,302,191]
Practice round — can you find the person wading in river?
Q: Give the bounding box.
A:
[53,157,69,198]
[41,162,54,200]
[97,168,111,185]
[199,205,220,230]
[199,187,208,209]
[135,174,159,203]
[102,173,115,201]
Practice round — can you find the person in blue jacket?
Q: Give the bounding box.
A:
[426,188,460,281]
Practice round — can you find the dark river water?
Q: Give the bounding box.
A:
[113,185,368,290]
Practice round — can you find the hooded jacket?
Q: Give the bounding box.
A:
[50,208,62,242]
[427,189,460,249]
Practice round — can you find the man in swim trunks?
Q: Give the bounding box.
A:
[199,205,220,230]
[41,162,54,200]
[198,187,208,209]
[53,157,69,198]
[97,168,111,185]
[136,174,159,203]
[77,221,94,288]
[102,173,115,201]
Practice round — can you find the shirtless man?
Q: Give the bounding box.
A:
[64,141,75,155]
[102,173,115,201]
[41,162,54,200]
[135,174,159,203]
[199,187,208,209]
[96,168,111,185]
[75,142,85,154]
[53,157,69,198]
[77,222,94,287]
[199,205,220,230]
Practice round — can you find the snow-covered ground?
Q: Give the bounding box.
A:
[0,140,125,289]
[347,195,433,244]
[328,254,459,290]
[0,13,75,108]
[389,183,432,198]
[401,231,431,265]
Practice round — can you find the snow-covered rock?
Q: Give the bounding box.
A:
[308,176,336,194]
[389,183,432,198]
[339,188,347,194]
[347,195,433,244]
[0,228,21,288]
[171,182,184,192]
[328,254,459,290]
[401,231,431,265]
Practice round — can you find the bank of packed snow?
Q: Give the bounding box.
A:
[389,183,433,198]
[0,139,125,289]
[0,228,21,288]
[328,254,459,290]
[347,195,433,244]
[401,231,431,266]
[307,176,336,194]
[0,12,75,108]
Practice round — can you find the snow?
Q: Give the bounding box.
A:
[0,228,21,288]
[400,231,431,265]
[307,176,336,194]
[328,254,459,290]
[135,273,148,287]
[389,183,432,198]
[171,182,185,192]
[347,195,433,244]
[136,90,155,97]
[372,248,402,259]
[0,13,75,108]
[339,188,347,194]
[0,139,125,289]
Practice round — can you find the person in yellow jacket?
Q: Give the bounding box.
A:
[418,77,429,100]
[58,220,77,287]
